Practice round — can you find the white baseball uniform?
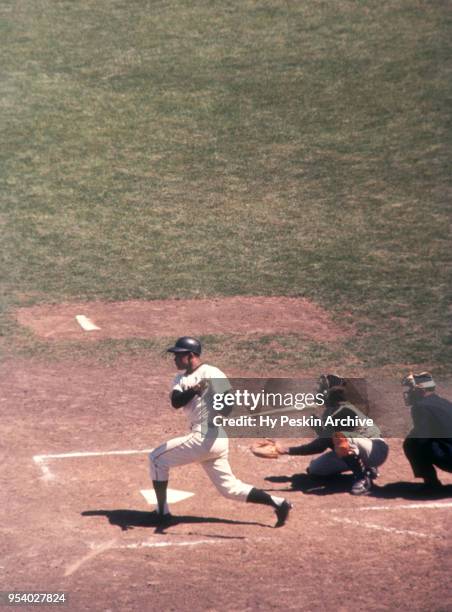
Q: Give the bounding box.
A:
[149,363,254,508]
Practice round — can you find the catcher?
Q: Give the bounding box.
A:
[252,374,389,495]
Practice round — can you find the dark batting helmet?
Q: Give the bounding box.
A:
[167,336,202,355]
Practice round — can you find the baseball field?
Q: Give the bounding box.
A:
[1,1,452,610]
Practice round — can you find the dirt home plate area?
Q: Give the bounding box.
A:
[2,298,451,611]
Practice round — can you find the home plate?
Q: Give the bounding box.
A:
[75,315,101,331]
[141,488,194,505]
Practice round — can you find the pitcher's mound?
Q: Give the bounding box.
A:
[16,297,349,342]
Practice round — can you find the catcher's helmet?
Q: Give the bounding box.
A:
[167,336,202,355]
[317,373,346,405]
[318,374,345,391]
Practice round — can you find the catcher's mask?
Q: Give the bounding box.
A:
[167,336,202,356]
[317,374,346,405]
[401,371,436,406]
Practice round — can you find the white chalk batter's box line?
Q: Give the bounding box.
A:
[64,536,272,577]
[33,448,155,481]
[328,502,452,511]
[331,517,440,539]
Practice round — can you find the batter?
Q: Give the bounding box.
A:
[149,336,292,527]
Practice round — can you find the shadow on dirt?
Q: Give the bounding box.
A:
[81,509,268,532]
[264,474,452,500]
[371,481,452,500]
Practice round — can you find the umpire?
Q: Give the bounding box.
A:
[402,372,452,492]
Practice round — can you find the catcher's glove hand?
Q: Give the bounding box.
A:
[250,439,281,459]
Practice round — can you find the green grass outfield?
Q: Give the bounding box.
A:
[1,0,451,370]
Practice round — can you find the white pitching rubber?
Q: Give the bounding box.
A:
[76,315,101,331]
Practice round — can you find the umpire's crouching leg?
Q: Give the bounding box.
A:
[403,437,438,481]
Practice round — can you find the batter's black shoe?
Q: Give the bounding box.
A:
[274,500,292,528]
[351,476,372,496]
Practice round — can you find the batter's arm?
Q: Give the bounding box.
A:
[171,387,200,409]
[286,437,332,455]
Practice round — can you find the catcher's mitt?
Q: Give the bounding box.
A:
[251,439,280,459]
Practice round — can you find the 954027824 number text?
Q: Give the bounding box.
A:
[1,592,68,606]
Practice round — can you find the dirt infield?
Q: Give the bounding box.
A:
[2,357,451,612]
[15,297,350,342]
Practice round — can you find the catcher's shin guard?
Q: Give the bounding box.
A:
[342,453,371,495]
[342,452,366,479]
